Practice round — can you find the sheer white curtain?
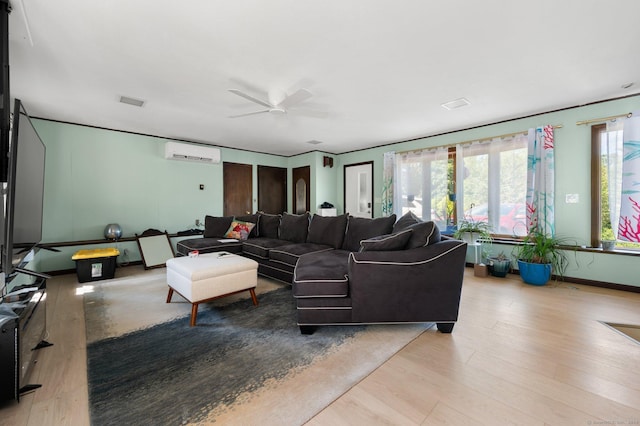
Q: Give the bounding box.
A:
[456,135,528,235]
[394,147,448,227]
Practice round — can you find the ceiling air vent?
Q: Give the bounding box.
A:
[119,96,145,107]
[441,97,470,110]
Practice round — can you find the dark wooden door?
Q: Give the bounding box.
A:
[258,165,287,214]
[292,166,310,214]
[223,162,253,216]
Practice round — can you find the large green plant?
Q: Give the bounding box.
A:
[513,228,571,277]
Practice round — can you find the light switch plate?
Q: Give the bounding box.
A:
[565,193,579,204]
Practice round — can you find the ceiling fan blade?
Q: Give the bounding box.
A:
[228,89,272,108]
[278,88,312,109]
[228,110,271,118]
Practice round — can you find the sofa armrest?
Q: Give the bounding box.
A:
[348,239,467,323]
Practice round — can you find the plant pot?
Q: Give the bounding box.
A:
[459,232,479,244]
[489,258,511,277]
[517,260,552,286]
[601,240,616,251]
[444,225,457,235]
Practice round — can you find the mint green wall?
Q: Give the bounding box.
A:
[34,96,640,287]
[336,95,640,287]
[35,121,287,271]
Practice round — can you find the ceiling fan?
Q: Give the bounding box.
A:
[228,87,314,118]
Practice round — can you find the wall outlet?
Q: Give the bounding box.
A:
[195,219,200,226]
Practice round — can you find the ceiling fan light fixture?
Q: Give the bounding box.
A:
[441,97,471,110]
[119,96,145,107]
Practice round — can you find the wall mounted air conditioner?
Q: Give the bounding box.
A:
[164,142,221,164]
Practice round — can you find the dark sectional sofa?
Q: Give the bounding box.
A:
[177,211,467,334]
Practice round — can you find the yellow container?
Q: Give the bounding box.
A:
[72,248,120,282]
[72,248,120,260]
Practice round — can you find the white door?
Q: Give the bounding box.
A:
[344,162,373,218]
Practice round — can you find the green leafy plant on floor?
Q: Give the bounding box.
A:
[513,228,573,278]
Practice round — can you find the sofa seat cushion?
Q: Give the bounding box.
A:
[176,237,243,256]
[293,249,350,298]
[269,243,334,268]
[241,238,291,259]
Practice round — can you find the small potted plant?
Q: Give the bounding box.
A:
[513,228,571,286]
[487,251,511,277]
[600,228,616,251]
[454,218,492,245]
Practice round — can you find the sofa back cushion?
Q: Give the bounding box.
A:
[279,212,310,243]
[204,215,234,238]
[306,214,348,249]
[257,213,281,239]
[359,229,413,252]
[342,214,397,252]
[401,221,441,249]
[234,213,259,238]
[392,211,421,233]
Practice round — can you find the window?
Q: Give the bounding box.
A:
[591,124,640,250]
[458,137,528,236]
[395,134,529,236]
[395,147,449,229]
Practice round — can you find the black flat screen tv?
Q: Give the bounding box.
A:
[1,99,46,279]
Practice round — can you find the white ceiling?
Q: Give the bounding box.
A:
[8,0,640,156]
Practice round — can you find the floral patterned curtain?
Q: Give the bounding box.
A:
[526,125,555,235]
[604,119,624,238]
[618,114,640,242]
[381,151,395,217]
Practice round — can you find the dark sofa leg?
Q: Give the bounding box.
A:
[299,326,316,335]
[436,322,455,333]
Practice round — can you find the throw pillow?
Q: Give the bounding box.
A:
[392,211,421,233]
[257,213,281,239]
[279,212,310,243]
[204,215,234,238]
[224,220,256,240]
[402,220,441,249]
[306,214,349,249]
[234,213,259,238]
[359,229,413,252]
[342,214,396,252]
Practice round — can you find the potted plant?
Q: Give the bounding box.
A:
[454,218,492,245]
[487,251,511,277]
[600,228,616,251]
[513,228,570,286]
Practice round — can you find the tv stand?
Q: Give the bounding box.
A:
[0,274,51,402]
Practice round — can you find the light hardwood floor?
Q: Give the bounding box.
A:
[1,267,639,425]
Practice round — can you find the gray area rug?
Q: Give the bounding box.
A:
[85,270,432,425]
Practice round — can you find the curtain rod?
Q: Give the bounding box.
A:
[576,112,632,126]
[395,124,563,155]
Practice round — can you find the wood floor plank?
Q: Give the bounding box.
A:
[3,267,640,425]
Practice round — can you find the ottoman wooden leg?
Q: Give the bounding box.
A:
[190,303,199,327]
[166,287,174,303]
[249,288,258,306]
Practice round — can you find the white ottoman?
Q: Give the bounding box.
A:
[166,252,259,326]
